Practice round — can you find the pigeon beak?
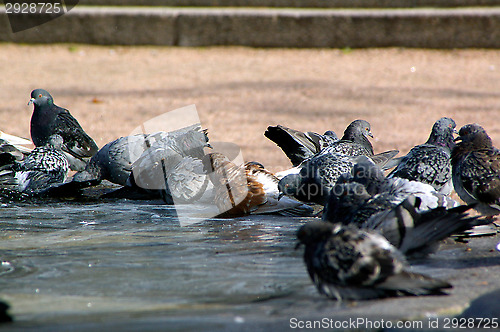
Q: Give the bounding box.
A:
[368,131,374,138]
[278,192,285,200]
[27,98,35,106]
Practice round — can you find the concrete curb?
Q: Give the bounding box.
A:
[78,0,500,8]
[1,7,500,48]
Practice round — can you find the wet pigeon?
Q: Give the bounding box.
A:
[388,117,457,194]
[202,152,314,218]
[323,184,486,257]
[278,149,398,205]
[451,124,500,216]
[296,221,452,301]
[336,156,458,212]
[28,89,98,171]
[264,125,338,166]
[102,126,210,202]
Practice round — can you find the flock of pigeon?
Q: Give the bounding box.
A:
[1,88,499,302]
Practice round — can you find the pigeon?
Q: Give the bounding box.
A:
[296,221,452,301]
[202,152,314,218]
[335,156,458,212]
[451,123,500,216]
[388,117,457,194]
[278,149,398,205]
[323,183,486,257]
[28,89,98,171]
[71,134,149,187]
[102,125,210,202]
[264,124,338,166]
[328,119,374,157]
[0,135,69,196]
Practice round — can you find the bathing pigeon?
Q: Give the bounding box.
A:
[296,221,452,301]
[322,183,486,257]
[203,153,314,218]
[264,125,338,166]
[28,89,98,171]
[102,125,210,202]
[451,123,500,216]
[0,135,69,196]
[388,117,457,194]
[278,149,398,205]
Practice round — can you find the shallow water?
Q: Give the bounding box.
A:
[1,196,499,331]
[0,197,323,330]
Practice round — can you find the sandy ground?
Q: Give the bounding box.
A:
[0,44,499,173]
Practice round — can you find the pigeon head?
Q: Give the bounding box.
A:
[426,117,457,150]
[28,89,54,107]
[323,130,339,140]
[47,134,65,150]
[350,156,386,195]
[278,174,302,196]
[342,120,373,140]
[455,123,492,148]
[296,221,335,246]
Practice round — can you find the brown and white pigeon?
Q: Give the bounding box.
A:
[202,152,313,218]
[451,123,500,216]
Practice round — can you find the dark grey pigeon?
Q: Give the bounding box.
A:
[72,132,164,187]
[28,89,98,171]
[264,125,338,166]
[451,123,500,216]
[360,196,487,257]
[296,221,452,301]
[388,117,457,195]
[322,182,487,257]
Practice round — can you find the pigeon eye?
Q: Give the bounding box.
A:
[38,94,42,98]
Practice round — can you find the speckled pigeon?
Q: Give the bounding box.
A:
[278,148,398,205]
[296,221,452,301]
[28,89,98,171]
[0,135,69,196]
[451,123,500,216]
[388,117,457,195]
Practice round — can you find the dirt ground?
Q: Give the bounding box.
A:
[0,44,499,173]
